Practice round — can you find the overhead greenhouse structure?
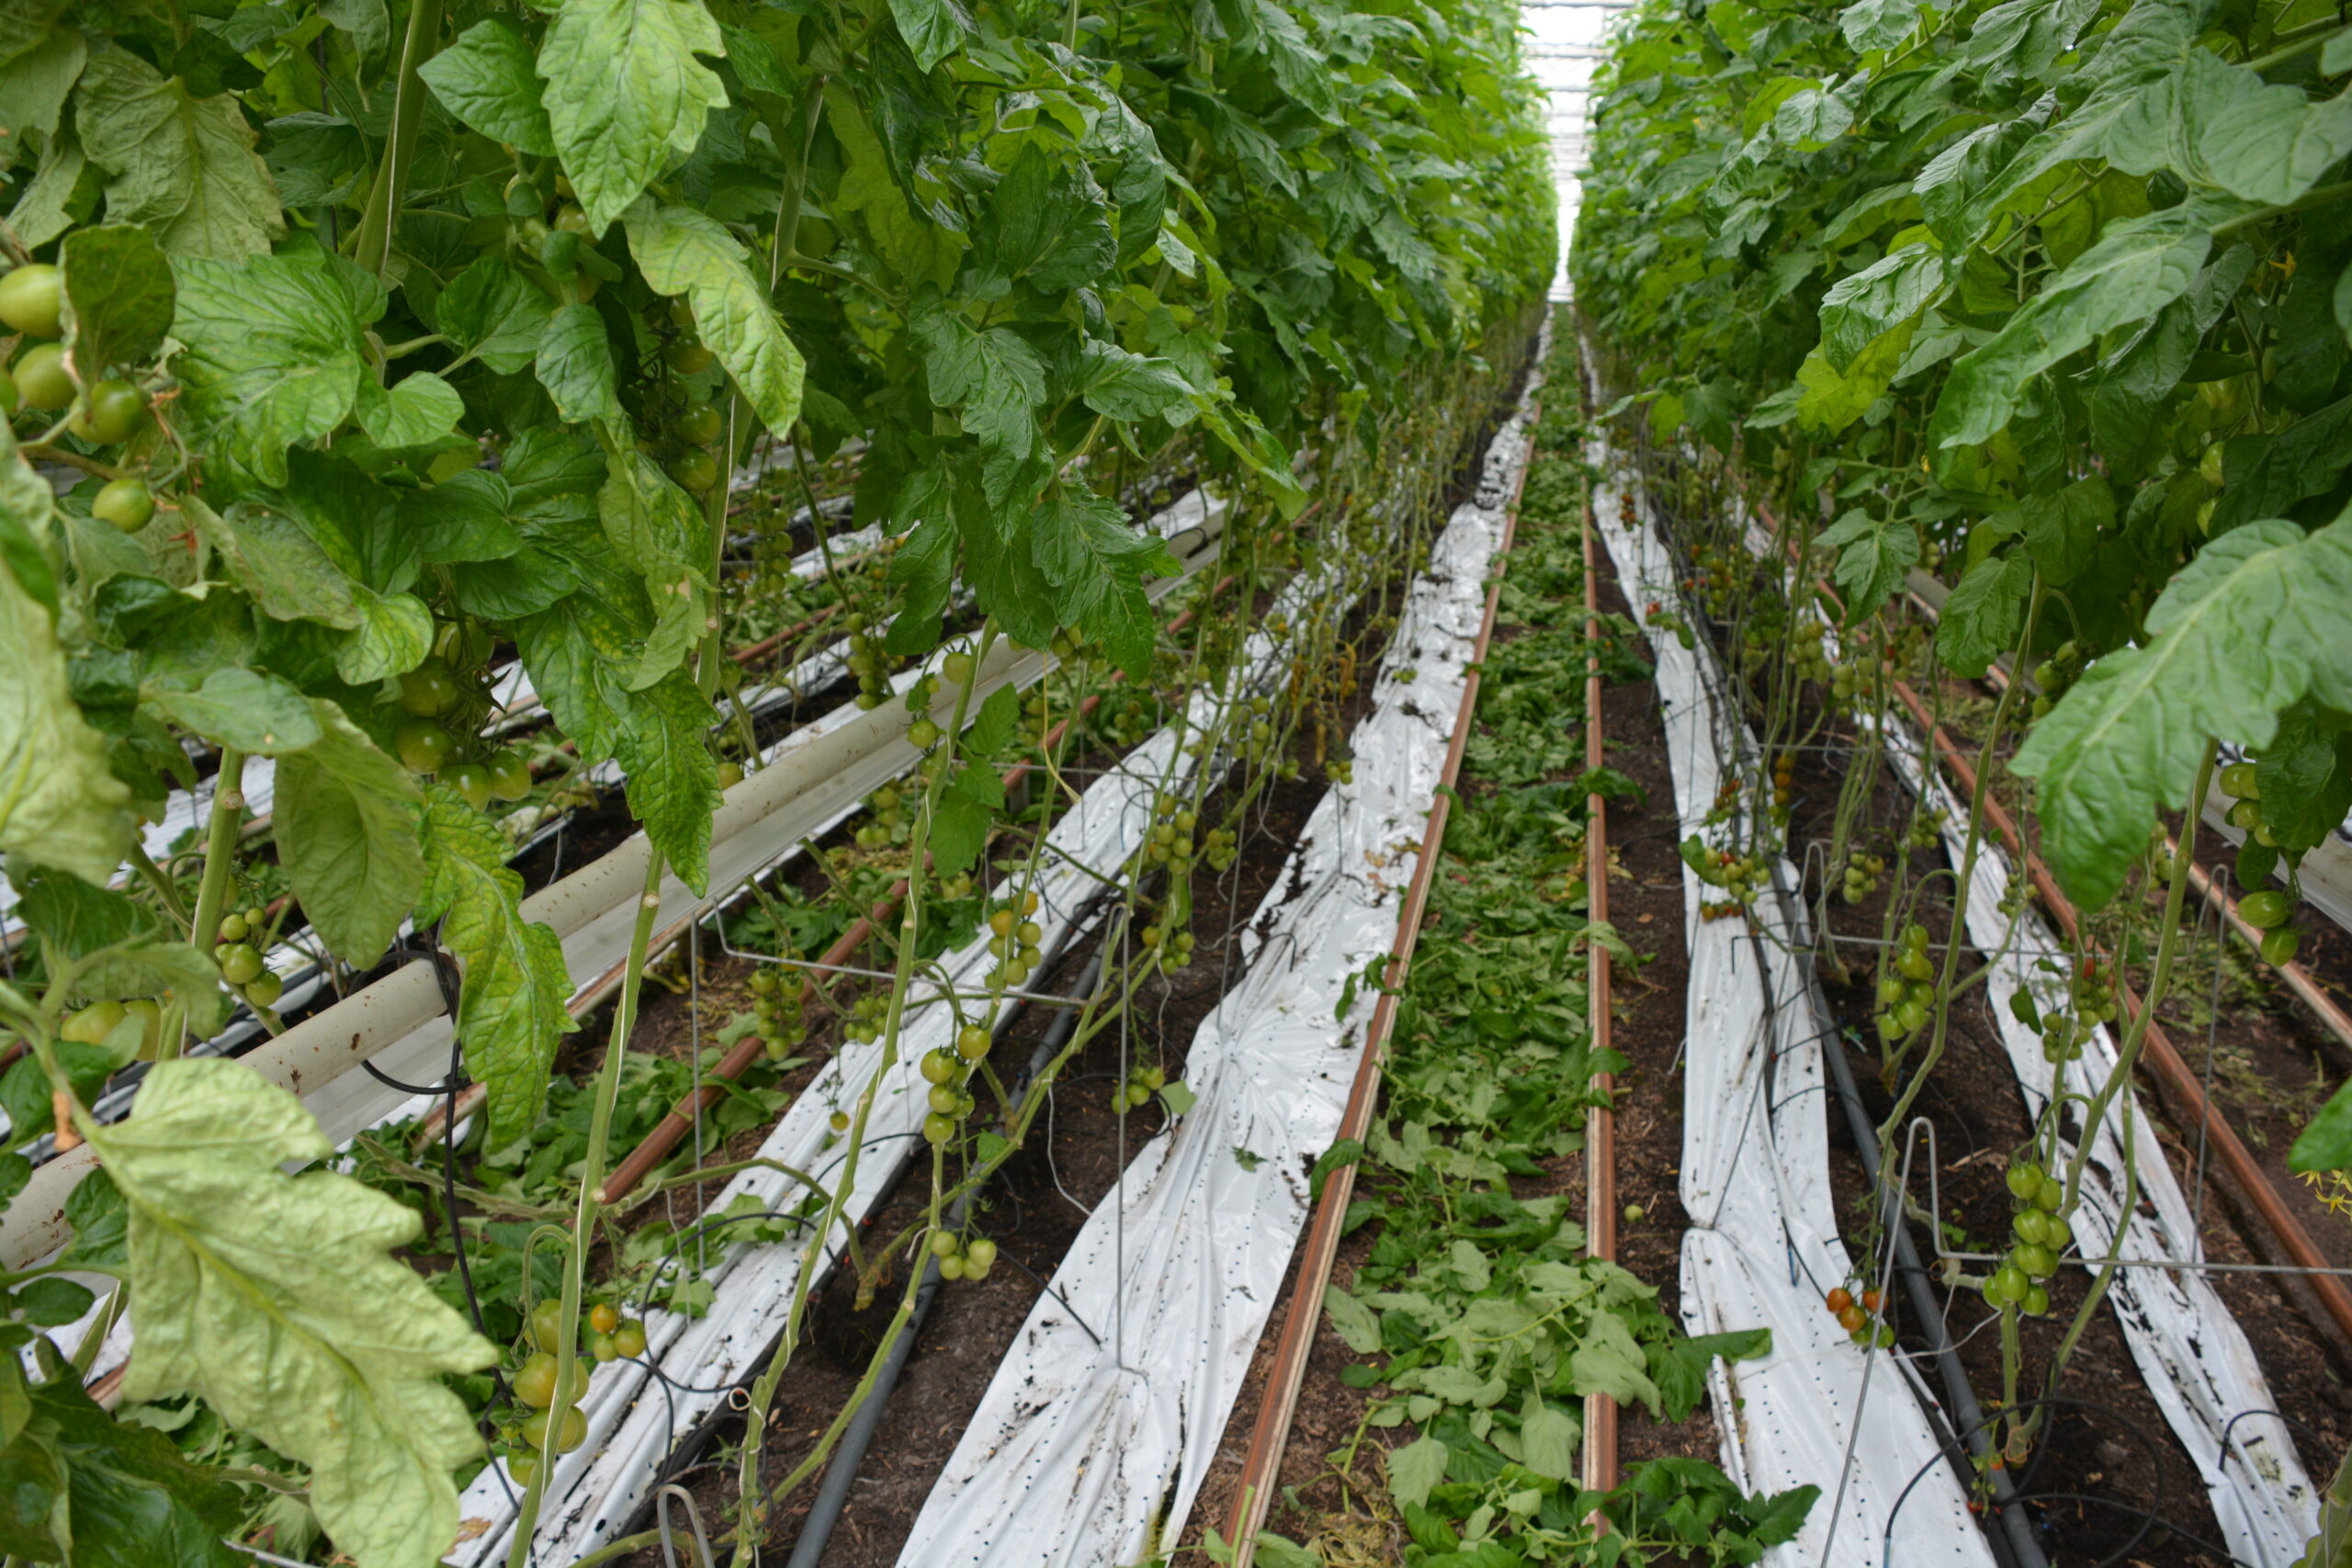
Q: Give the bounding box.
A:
[4,0,2352,1565]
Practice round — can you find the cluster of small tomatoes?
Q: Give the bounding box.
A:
[502,1298,648,1483]
[918,1015,998,1145]
[390,626,536,811]
[1982,1160,2072,1314]
[0,265,157,535]
[1823,1283,1894,1349]
[1840,849,1886,905]
[2220,760,2304,966]
[2008,954,2117,1065]
[1698,844,1765,921]
[1874,922,1937,1042]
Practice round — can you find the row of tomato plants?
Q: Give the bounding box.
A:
[1574,0,2352,1519]
[0,0,1556,1561]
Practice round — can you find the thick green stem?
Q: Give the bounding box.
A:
[167,749,246,1061]
[504,852,666,1568]
[351,0,446,276]
[1873,570,2042,1151]
[2060,739,2214,1210]
[732,622,995,1534]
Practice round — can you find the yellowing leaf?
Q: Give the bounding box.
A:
[99,1060,496,1568]
[624,202,805,440]
[537,0,728,233]
[74,46,283,259]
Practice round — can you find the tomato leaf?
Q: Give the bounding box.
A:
[888,0,973,74]
[415,784,577,1140]
[170,251,364,487]
[537,0,729,234]
[1816,508,1918,623]
[203,497,363,628]
[1935,552,2031,677]
[911,299,1045,460]
[58,221,173,381]
[417,18,556,156]
[2010,517,2352,910]
[623,202,805,438]
[536,301,623,424]
[74,46,282,259]
[613,672,724,891]
[354,370,463,449]
[435,254,551,376]
[0,481,132,883]
[274,698,423,967]
[144,668,322,755]
[94,1059,497,1568]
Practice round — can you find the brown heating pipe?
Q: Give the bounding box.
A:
[1579,487,1620,1498]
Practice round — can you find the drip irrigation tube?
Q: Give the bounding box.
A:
[781,951,1109,1568]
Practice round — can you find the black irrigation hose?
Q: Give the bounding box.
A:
[781,949,1111,1568]
[1882,1396,2256,1568]
[1627,458,2049,1568]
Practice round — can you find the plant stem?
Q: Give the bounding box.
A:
[351,0,446,276]
[167,749,245,1061]
[735,621,993,1531]
[505,852,667,1568]
[130,843,189,927]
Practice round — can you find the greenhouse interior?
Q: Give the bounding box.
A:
[2,0,2351,1564]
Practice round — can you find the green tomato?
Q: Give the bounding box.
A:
[942,650,976,687]
[529,1298,567,1351]
[1895,948,1934,983]
[398,659,460,716]
[124,999,162,1061]
[92,476,154,533]
[589,1332,617,1363]
[486,750,533,801]
[1986,1265,2028,1306]
[245,969,283,1008]
[2219,761,2259,800]
[922,1112,956,1145]
[613,1321,647,1359]
[72,379,148,445]
[670,448,719,493]
[956,1024,993,1060]
[921,1048,958,1085]
[553,205,595,237]
[513,1351,560,1408]
[2037,1175,2064,1211]
[674,401,725,446]
[2022,1285,2050,1315]
[217,912,248,943]
[447,762,495,812]
[2260,925,2300,966]
[908,718,942,750]
[508,1450,539,1487]
[717,761,744,790]
[216,942,265,986]
[966,1236,997,1270]
[62,1000,127,1046]
[2012,1243,2057,1279]
[0,264,62,337]
[2238,890,2290,930]
[523,1404,587,1453]
[13,342,74,410]
[2012,1209,2050,1247]
[396,720,455,774]
[938,1253,966,1280]
[664,339,714,375]
[928,1084,961,1115]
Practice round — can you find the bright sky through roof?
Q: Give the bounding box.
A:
[1519,0,1627,297]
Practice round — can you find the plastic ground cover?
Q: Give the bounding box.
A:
[891,349,1547,1567]
[1587,455,1993,1567]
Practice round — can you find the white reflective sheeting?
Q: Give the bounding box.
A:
[1587,457,1993,1567]
[893,348,1547,1568]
